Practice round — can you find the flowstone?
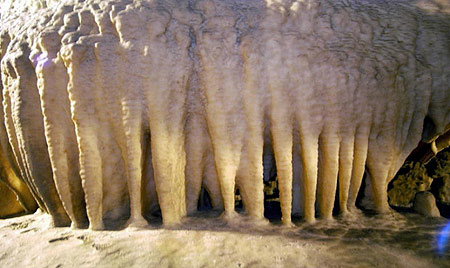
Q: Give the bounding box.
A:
[0,0,449,228]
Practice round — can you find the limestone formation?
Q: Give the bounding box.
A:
[413,191,441,217]
[0,0,449,229]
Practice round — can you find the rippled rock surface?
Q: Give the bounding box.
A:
[0,0,449,229]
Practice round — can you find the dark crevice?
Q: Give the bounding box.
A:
[197,186,213,211]
[333,180,340,216]
[421,115,436,143]
[262,144,281,221]
[355,172,367,210]
[234,188,244,211]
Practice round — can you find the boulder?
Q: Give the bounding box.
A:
[413,191,441,217]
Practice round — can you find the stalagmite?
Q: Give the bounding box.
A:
[0,0,448,229]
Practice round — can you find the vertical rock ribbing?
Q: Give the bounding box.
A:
[0,0,448,228]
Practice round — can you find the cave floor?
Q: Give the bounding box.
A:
[0,210,448,268]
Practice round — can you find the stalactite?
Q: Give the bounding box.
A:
[6,44,70,226]
[299,133,319,223]
[338,137,354,214]
[197,11,246,219]
[317,132,340,220]
[2,57,46,212]
[35,31,87,228]
[63,42,104,230]
[348,127,369,209]
[141,9,190,225]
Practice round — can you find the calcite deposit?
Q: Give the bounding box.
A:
[0,0,449,229]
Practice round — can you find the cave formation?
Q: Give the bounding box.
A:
[0,0,449,230]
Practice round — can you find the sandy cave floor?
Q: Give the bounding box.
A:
[0,210,449,268]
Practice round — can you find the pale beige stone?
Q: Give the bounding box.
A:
[0,0,449,229]
[413,191,441,217]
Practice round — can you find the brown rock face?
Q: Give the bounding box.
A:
[0,181,25,217]
[388,162,433,208]
[0,135,38,218]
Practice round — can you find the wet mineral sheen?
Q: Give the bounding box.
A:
[0,0,449,230]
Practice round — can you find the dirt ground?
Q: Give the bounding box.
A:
[0,210,448,268]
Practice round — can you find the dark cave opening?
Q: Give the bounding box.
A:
[388,146,450,218]
[197,187,214,211]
